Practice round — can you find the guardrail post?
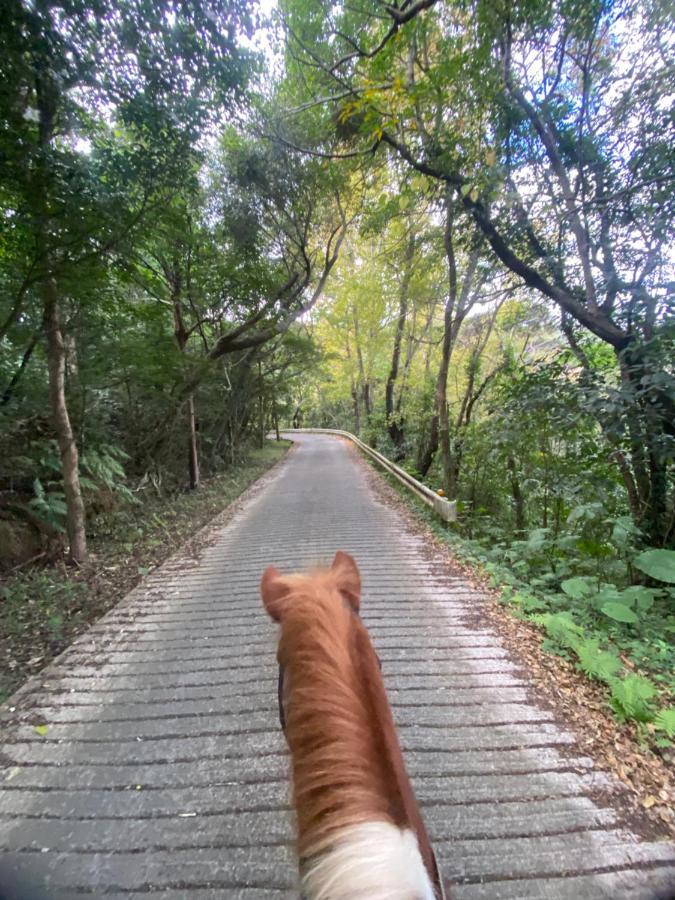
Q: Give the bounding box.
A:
[433,495,457,523]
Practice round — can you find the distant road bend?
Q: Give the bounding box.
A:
[0,433,674,899]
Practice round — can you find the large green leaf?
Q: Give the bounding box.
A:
[620,586,657,611]
[560,576,595,599]
[600,602,639,624]
[633,549,675,583]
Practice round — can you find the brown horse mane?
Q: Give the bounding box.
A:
[269,566,437,882]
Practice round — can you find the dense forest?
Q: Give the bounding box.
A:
[1,1,673,731]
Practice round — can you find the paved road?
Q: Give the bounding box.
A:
[1,434,674,899]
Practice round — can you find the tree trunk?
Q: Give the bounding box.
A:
[187,394,200,489]
[352,305,373,427]
[416,414,439,478]
[619,350,672,546]
[385,233,414,457]
[351,379,361,435]
[43,278,88,563]
[30,55,87,562]
[172,278,201,489]
[447,440,462,499]
[561,317,671,544]
[363,381,373,418]
[437,196,459,493]
[258,360,265,448]
[507,455,526,534]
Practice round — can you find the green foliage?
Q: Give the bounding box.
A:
[80,446,136,504]
[654,708,675,738]
[561,576,595,599]
[541,613,584,652]
[634,550,675,584]
[275,0,674,745]
[575,639,622,682]
[609,676,657,723]
[600,602,640,624]
[28,480,67,532]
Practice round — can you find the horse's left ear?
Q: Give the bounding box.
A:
[331,550,361,612]
[260,566,287,622]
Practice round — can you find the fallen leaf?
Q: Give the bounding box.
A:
[34,724,48,736]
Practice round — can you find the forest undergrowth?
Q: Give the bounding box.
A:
[0,440,289,703]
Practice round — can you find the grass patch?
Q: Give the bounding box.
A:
[0,440,290,703]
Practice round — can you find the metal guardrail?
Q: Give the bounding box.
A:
[282,428,457,523]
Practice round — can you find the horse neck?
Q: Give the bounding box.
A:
[280,594,391,855]
[352,622,439,888]
[280,594,434,876]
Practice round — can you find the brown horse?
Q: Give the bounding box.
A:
[261,551,446,900]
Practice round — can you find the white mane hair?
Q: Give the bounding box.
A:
[301,820,437,900]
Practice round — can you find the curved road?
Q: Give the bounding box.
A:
[1,434,673,899]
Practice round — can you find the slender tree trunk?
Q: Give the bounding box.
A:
[172,277,201,489]
[386,233,414,457]
[270,389,280,441]
[398,304,433,414]
[507,455,526,534]
[187,394,200,489]
[363,381,373,418]
[43,278,88,563]
[437,197,458,492]
[34,66,87,563]
[351,379,361,435]
[447,440,462,499]
[345,341,361,434]
[352,305,373,428]
[258,360,265,448]
[416,415,439,478]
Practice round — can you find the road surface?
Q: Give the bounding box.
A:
[1,434,673,898]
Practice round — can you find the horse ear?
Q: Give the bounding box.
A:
[331,550,361,612]
[260,566,287,621]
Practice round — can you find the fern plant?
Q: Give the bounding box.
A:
[575,639,622,683]
[609,675,657,723]
[542,612,584,652]
[80,445,135,504]
[28,479,67,532]
[654,708,675,738]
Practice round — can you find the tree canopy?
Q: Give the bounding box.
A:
[1,0,672,569]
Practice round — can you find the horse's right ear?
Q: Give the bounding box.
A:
[331,550,361,613]
[260,566,287,621]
